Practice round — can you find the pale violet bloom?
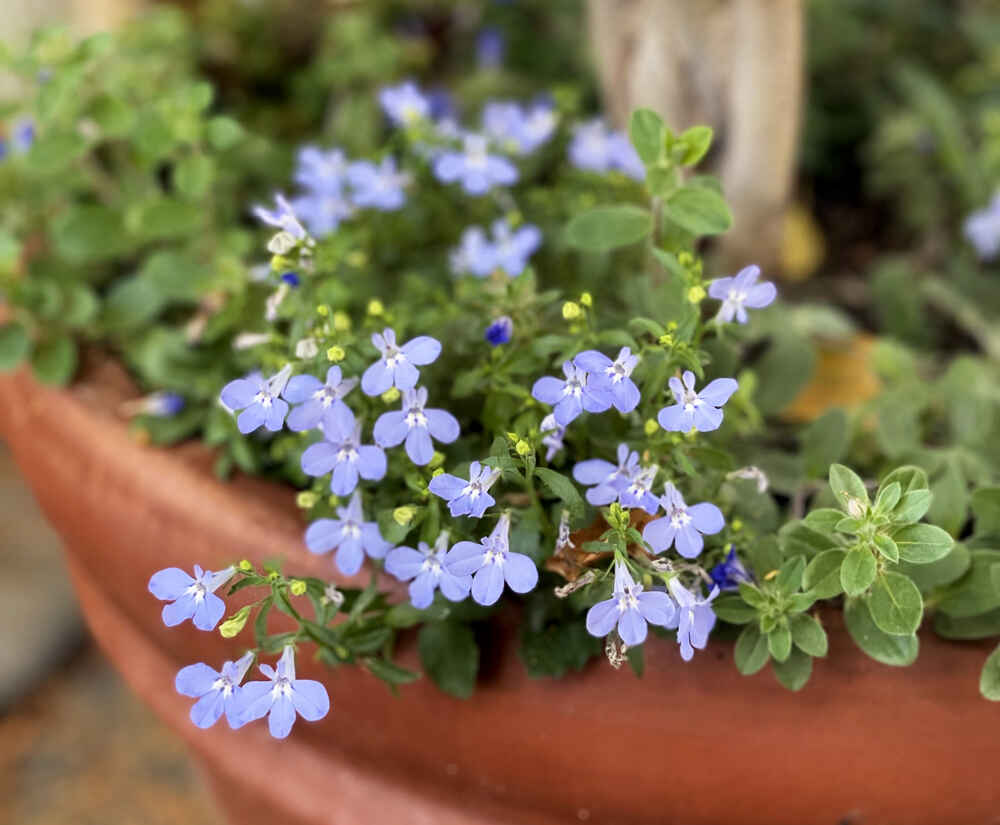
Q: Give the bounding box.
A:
[485,316,513,346]
[619,464,660,514]
[148,564,235,631]
[433,134,518,195]
[385,532,472,608]
[607,132,645,180]
[574,347,640,413]
[362,328,441,396]
[568,120,616,173]
[304,490,391,575]
[585,563,676,646]
[482,100,557,155]
[445,514,538,606]
[963,193,1000,260]
[476,27,505,69]
[347,157,409,211]
[710,548,753,591]
[490,219,541,277]
[283,366,358,432]
[657,371,738,433]
[379,81,430,126]
[450,226,496,277]
[373,387,460,465]
[252,193,307,240]
[540,414,565,462]
[290,191,354,237]
[429,461,502,518]
[572,443,639,507]
[666,578,719,661]
[708,265,777,324]
[294,146,348,193]
[175,652,254,729]
[300,405,386,496]
[642,482,725,559]
[220,365,292,434]
[532,361,613,427]
[237,646,330,739]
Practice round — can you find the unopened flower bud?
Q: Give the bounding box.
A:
[580,292,593,307]
[515,440,533,457]
[367,299,384,316]
[393,506,417,526]
[296,491,318,509]
[381,387,400,403]
[687,285,706,304]
[327,345,346,362]
[332,310,351,331]
[562,301,582,320]
[289,579,307,596]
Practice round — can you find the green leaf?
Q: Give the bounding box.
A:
[52,204,128,264]
[934,608,1000,640]
[873,482,902,515]
[803,549,846,598]
[31,335,77,385]
[713,594,757,625]
[174,153,216,199]
[533,467,584,520]
[775,556,805,595]
[898,542,969,592]
[829,464,869,512]
[894,489,932,524]
[892,523,954,564]
[971,488,1000,535]
[844,597,919,666]
[418,622,478,699]
[790,613,828,656]
[928,459,967,537]
[873,534,899,563]
[767,623,792,662]
[868,573,923,635]
[628,108,665,166]
[881,465,929,494]
[206,115,244,149]
[937,550,1000,618]
[627,644,645,678]
[803,508,843,534]
[980,645,1000,701]
[779,520,837,557]
[564,206,652,253]
[364,657,420,687]
[0,322,31,370]
[734,624,769,675]
[737,582,767,609]
[772,647,812,691]
[801,409,849,479]
[841,546,877,597]
[752,333,816,415]
[678,125,713,166]
[663,186,732,236]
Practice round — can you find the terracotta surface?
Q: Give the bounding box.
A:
[3,360,1000,825]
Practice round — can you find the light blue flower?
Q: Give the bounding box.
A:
[148,564,235,631]
[483,100,556,155]
[361,328,441,396]
[445,514,538,606]
[450,226,496,277]
[619,465,660,515]
[642,482,725,559]
[373,387,460,466]
[347,157,410,211]
[220,365,292,434]
[300,404,387,496]
[574,347,640,413]
[294,146,348,193]
[657,371,738,433]
[429,461,502,518]
[379,81,430,126]
[585,562,676,646]
[568,120,644,180]
[305,490,391,575]
[252,193,307,240]
[433,134,518,195]
[666,578,719,661]
[237,646,330,739]
[708,265,777,324]
[476,27,506,68]
[531,361,613,426]
[385,532,472,608]
[290,191,354,237]
[490,219,541,276]
[175,652,254,729]
[964,193,1000,260]
[573,443,640,507]
[283,366,358,432]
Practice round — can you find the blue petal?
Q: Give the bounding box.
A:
[531,376,564,405]
[283,374,323,404]
[304,518,342,554]
[409,571,437,608]
[401,336,441,365]
[361,360,393,396]
[637,591,677,628]
[691,404,723,432]
[149,567,194,601]
[162,594,197,627]
[373,411,408,448]
[393,360,420,390]
[471,563,505,606]
[335,539,365,575]
[220,377,259,410]
[688,502,725,535]
[268,696,297,739]
[264,399,288,431]
[356,446,387,482]
[642,517,677,554]
[439,570,472,602]
[573,350,612,373]
[699,378,739,407]
[190,690,226,729]
[657,404,689,432]
[586,598,619,638]
[385,546,424,581]
[425,408,460,443]
[193,593,226,631]
[573,459,616,485]
[330,461,359,496]
[618,608,648,646]
[287,399,323,432]
[445,541,486,576]
[175,663,219,697]
[361,523,391,559]
[612,379,641,413]
[503,552,538,594]
[291,680,330,722]
[237,404,266,434]
[429,473,467,501]
[405,427,434,465]
[301,442,339,476]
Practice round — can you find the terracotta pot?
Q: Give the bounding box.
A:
[2,360,999,825]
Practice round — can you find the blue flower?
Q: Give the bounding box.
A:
[445,514,538,606]
[374,387,460,466]
[710,548,753,591]
[379,81,430,126]
[607,132,645,180]
[540,414,566,462]
[574,347,640,413]
[450,226,496,277]
[572,443,640,507]
[290,191,354,237]
[618,464,660,514]
[347,157,410,211]
[490,219,541,276]
[300,405,387,495]
[385,532,472,608]
[476,27,506,68]
[666,578,719,661]
[568,120,644,180]
[482,101,556,155]
[361,328,441,396]
[220,366,292,434]
[708,265,777,323]
[964,193,1000,261]
[237,646,330,739]
[531,360,613,426]
[429,461,502,518]
[433,134,518,195]
[175,652,254,729]
[283,366,358,432]
[657,370,738,433]
[252,193,307,240]
[642,482,725,559]
[294,146,348,193]
[148,564,235,631]
[280,271,301,287]
[304,490,391,575]
[585,562,676,646]
[485,316,513,346]
[122,391,185,417]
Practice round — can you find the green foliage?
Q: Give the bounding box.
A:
[418,621,479,699]
[564,205,652,252]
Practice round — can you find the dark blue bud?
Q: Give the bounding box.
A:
[485,316,513,346]
[281,271,301,287]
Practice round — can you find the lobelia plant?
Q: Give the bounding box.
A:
[3,13,1000,744]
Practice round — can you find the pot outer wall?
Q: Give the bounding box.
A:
[2,361,999,825]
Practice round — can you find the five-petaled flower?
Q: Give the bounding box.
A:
[445,514,538,606]
[531,361,613,427]
[148,564,235,631]
[618,464,660,514]
[708,265,777,324]
[175,652,254,729]
[220,366,292,434]
[373,386,460,466]
[283,366,358,432]
[585,562,676,646]
[300,404,387,495]
[568,120,644,180]
[304,490,392,575]
[490,219,541,277]
[237,646,330,739]
[574,347,641,413]
[385,532,472,608]
[429,460,502,518]
[642,482,725,558]
[666,578,719,661]
[379,81,430,126]
[361,328,441,396]
[657,370,738,433]
[573,444,640,507]
[347,157,410,211]
[433,134,518,195]
[483,100,557,155]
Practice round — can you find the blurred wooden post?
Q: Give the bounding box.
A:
[588,0,803,272]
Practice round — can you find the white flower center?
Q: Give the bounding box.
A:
[405,406,428,428]
[185,582,207,603]
[337,445,359,463]
[384,346,405,368]
[669,507,692,529]
[343,521,361,539]
[616,585,640,613]
[727,288,748,305]
[271,677,293,700]
[254,391,274,409]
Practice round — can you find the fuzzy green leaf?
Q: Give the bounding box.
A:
[869,572,923,636]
